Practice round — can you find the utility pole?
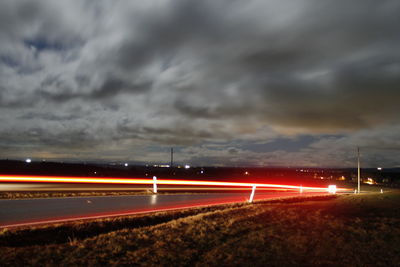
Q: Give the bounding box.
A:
[357,147,361,194]
[170,147,173,167]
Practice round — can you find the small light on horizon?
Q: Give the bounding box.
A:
[25,158,31,163]
[377,167,382,171]
[124,163,129,167]
[184,164,190,169]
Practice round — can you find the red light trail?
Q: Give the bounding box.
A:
[0,175,349,192]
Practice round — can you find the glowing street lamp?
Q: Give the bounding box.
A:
[25,158,32,163]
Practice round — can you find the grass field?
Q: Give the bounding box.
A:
[1,192,400,266]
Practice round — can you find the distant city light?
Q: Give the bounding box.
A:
[365,178,376,185]
[377,167,382,171]
[184,164,190,169]
[124,163,128,167]
[25,158,31,163]
[153,164,170,168]
[200,170,204,174]
[245,171,249,175]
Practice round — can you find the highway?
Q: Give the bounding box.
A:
[0,191,326,228]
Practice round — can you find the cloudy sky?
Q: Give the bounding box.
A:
[1,0,400,167]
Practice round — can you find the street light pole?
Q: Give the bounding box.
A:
[357,147,361,194]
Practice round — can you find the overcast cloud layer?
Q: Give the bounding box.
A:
[1,0,400,167]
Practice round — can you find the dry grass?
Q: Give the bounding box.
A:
[1,193,400,266]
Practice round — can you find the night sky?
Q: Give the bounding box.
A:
[1,0,400,167]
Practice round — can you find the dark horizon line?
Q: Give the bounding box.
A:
[0,158,398,170]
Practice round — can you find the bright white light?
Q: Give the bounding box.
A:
[245,171,249,175]
[25,158,31,163]
[159,165,170,168]
[151,194,157,204]
[377,167,382,171]
[200,170,204,174]
[124,163,128,167]
[328,185,337,194]
[248,185,256,203]
[184,164,190,169]
[153,176,157,193]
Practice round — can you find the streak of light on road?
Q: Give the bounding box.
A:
[0,175,350,192]
[0,192,328,228]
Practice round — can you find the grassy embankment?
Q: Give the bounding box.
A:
[1,192,400,266]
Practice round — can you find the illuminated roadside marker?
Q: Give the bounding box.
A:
[380,188,383,194]
[328,185,337,194]
[249,185,256,203]
[354,189,357,194]
[153,176,157,193]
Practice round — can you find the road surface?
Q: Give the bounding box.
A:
[0,192,326,228]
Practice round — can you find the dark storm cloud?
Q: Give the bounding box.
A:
[17,112,80,121]
[1,0,400,166]
[37,74,152,103]
[260,55,400,130]
[116,121,229,146]
[91,78,152,99]
[0,127,98,152]
[174,100,220,119]
[112,0,225,71]
[104,0,399,133]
